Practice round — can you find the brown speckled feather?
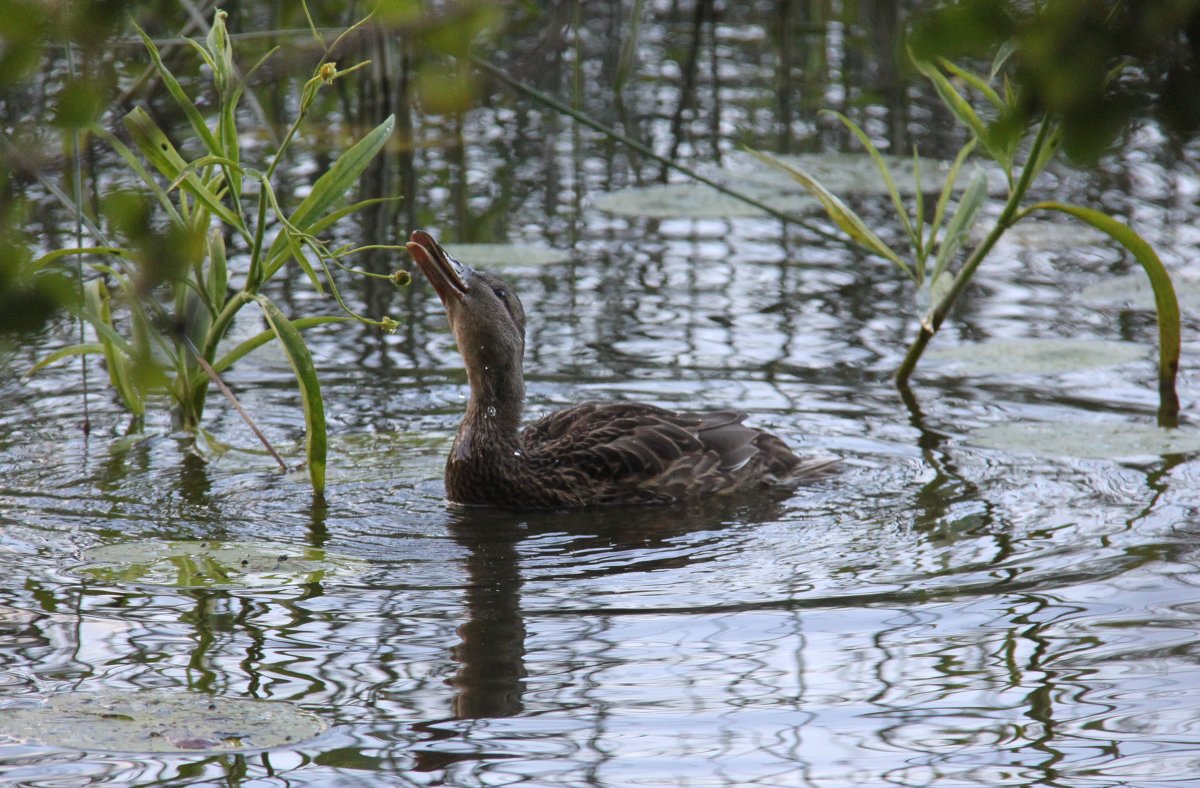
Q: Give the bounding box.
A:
[407,231,836,509]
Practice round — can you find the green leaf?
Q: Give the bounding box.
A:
[213,316,350,374]
[30,342,104,374]
[748,149,911,278]
[264,115,396,279]
[83,279,144,416]
[123,108,248,238]
[826,111,916,252]
[930,167,989,285]
[913,57,1011,172]
[131,20,223,156]
[254,296,327,494]
[206,228,227,310]
[938,58,1004,110]
[930,138,977,243]
[92,125,184,224]
[1029,201,1181,425]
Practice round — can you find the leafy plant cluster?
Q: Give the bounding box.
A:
[30,9,403,495]
[757,50,1181,425]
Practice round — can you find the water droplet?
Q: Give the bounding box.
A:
[486,405,497,418]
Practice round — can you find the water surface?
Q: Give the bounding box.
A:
[2,3,1200,785]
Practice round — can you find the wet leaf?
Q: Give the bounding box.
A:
[256,296,327,494]
[0,690,327,753]
[71,540,364,589]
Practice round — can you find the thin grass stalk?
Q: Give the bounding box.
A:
[181,334,287,471]
[66,40,91,434]
[471,55,839,239]
[895,119,1053,384]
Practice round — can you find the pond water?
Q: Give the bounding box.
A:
[3,3,1200,786]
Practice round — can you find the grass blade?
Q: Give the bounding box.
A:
[749,150,911,277]
[123,108,248,238]
[1028,201,1181,425]
[826,111,916,251]
[931,167,989,285]
[255,295,327,494]
[131,20,223,156]
[30,342,104,374]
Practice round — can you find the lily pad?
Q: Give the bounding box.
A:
[593,182,816,219]
[0,690,327,753]
[968,420,1200,459]
[929,339,1146,375]
[443,243,571,267]
[1081,269,1200,311]
[70,540,365,589]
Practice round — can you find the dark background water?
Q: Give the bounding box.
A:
[2,2,1200,785]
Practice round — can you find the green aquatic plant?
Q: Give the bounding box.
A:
[30,8,404,494]
[754,54,1181,426]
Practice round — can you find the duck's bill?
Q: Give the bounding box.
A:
[407,230,468,304]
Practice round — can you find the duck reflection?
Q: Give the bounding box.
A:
[440,493,795,721]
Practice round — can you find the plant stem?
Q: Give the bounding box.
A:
[471,55,838,239]
[182,335,288,471]
[895,119,1053,384]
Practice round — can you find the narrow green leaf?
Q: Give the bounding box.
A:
[749,150,911,277]
[213,316,350,373]
[265,115,395,278]
[30,342,104,374]
[286,233,325,293]
[255,295,327,493]
[1028,202,1181,424]
[826,111,916,251]
[938,58,1004,110]
[131,20,223,156]
[123,108,248,237]
[913,58,1011,171]
[931,167,988,285]
[28,246,124,275]
[92,125,184,224]
[206,228,227,310]
[930,138,977,241]
[84,279,144,416]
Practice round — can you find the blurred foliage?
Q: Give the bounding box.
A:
[910,0,1200,162]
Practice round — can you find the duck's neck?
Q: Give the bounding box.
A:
[453,358,526,462]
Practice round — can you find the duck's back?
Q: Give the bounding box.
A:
[515,401,830,507]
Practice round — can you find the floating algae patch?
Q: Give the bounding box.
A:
[0,690,327,753]
[593,182,816,219]
[929,339,1145,375]
[71,540,365,589]
[968,421,1200,459]
[443,243,571,267]
[1081,268,1200,310]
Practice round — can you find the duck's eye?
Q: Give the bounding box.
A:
[491,286,507,301]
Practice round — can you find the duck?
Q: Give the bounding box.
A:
[406,230,836,509]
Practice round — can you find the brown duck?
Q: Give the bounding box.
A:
[407,230,835,509]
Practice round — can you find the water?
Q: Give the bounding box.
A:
[3,3,1200,785]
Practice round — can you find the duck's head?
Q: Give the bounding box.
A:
[407,230,527,377]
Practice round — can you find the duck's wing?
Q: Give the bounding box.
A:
[522,402,819,503]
